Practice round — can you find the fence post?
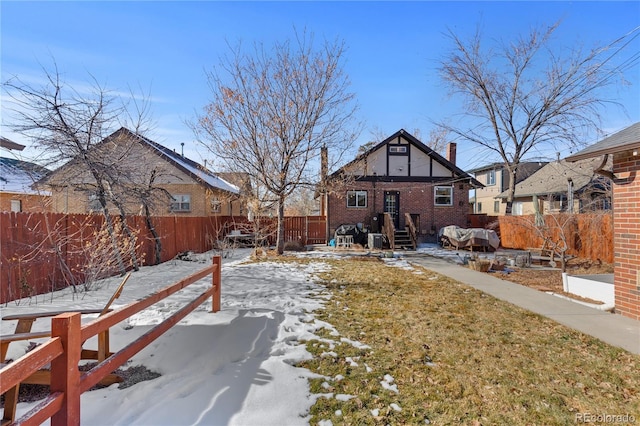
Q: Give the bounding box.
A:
[50,312,82,426]
[212,255,221,312]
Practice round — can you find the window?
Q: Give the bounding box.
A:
[171,194,191,212]
[494,200,500,213]
[347,190,367,208]
[88,194,102,212]
[512,201,524,216]
[477,202,482,213]
[487,170,496,186]
[211,197,221,213]
[434,186,453,206]
[389,145,407,154]
[549,195,568,212]
[10,200,21,212]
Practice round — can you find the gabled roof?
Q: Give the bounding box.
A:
[42,128,239,195]
[0,157,50,194]
[332,129,481,186]
[467,161,547,184]
[496,157,611,199]
[113,128,239,194]
[566,122,640,162]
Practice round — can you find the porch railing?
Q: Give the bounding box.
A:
[383,213,395,250]
[404,213,418,250]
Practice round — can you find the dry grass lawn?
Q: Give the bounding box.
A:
[282,256,639,425]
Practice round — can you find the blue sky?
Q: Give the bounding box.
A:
[2,1,639,171]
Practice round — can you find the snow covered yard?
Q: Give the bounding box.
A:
[1,249,363,425]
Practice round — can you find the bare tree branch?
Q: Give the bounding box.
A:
[192,29,361,254]
[437,23,639,214]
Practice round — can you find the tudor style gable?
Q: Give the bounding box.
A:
[339,129,473,183]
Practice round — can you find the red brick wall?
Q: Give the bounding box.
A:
[328,180,470,241]
[612,151,640,320]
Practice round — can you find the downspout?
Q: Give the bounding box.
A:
[593,154,618,181]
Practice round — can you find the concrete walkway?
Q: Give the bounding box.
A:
[404,253,640,355]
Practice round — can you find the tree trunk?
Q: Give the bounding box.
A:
[144,205,162,265]
[276,195,286,255]
[504,168,517,215]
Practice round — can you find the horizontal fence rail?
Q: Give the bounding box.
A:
[0,256,221,426]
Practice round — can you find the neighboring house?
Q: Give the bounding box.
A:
[323,129,481,246]
[566,122,640,321]
[0,137,51,212]
[40,128,242,216]
[494,157,612,215]
[468,162,546,216]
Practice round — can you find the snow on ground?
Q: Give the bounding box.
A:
[1,248,412,425]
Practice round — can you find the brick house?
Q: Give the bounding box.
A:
[566,122,640,320]
[40,128,242,217]
[323,129,481,246]
[0,137,51,212]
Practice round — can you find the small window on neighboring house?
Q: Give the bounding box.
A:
[347,190,367,208]
[487,170,496,186]
[477,202,482,213]
[512,202,524,215]
[434,186,453,206]
[88,194,102,212]
[10,200,21,212]
[211,197,221,213]
[171,194,191,212]
[549,195,567,212]
[494,200,500,213]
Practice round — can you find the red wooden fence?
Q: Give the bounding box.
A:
[0,257,221,425]
[0,212,326,304]
[494,213,613,263]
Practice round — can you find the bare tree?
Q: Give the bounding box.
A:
[3,63,152,272]
[193,30,360,254]
[438,23,639,214]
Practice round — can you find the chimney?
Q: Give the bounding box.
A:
[446,142,457,165]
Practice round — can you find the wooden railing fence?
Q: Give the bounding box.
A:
[0,256,221,425]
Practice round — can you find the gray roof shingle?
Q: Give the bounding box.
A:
[566,122,640,161]
[496,157,610,198]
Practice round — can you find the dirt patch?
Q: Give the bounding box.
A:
[0,363,160,407]
[485,258,614,305]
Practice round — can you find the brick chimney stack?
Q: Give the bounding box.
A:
[446,142,457,165]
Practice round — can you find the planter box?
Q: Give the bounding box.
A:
[563,273,614,305]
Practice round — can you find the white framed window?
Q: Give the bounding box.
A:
[477,202,482,213]
[389,145,407,154]
[347,190,367,208]
[494,200,500,213]
[434,186,453,206]
[487,170,496,186]
[10,199,22,212]
[171,194,191,212]
[512,201,524,215]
